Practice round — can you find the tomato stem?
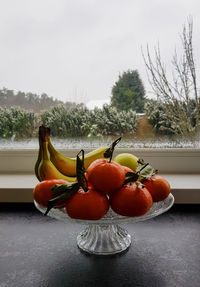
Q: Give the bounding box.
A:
[136,181,144,188]
[136,163,149,174]
[76,149,88,192]
[45,182,80,216]
[104,137,122,163]
[123,163,150,185]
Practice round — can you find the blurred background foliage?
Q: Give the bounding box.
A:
[0,87,199,140]
[0,107,37,139]
[0,21,200,141]
[41,104,138,138]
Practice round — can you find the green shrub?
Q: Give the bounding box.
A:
[144,99,198,135]
[0,107,37,139]
[41,104,138,137]
[0,104,138,139]
[41,105,92,137]
[89,104,138,136]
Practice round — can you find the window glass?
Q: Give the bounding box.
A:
[0,1,200,149]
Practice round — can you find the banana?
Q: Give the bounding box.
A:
[34,138,42,181]
[38,141,76,183]
[34,127,43,181]
[48,139,109,176]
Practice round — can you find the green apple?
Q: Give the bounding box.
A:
[113,153,139,172]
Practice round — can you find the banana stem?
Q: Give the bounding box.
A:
[48,139,58,156]
[39,125,51,142]
[42,142,50,160]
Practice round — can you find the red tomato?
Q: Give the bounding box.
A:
[87,158,125,196]
[143,174,171,202]
[65,185,109,220]
[122,165,134,174]
[110,182,153,217]
[33,179,68,208]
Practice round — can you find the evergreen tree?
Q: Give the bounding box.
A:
[111,70,145,112]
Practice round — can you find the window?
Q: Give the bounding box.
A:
[0,1,199,205]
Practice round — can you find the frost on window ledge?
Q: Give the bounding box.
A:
[0,133,199,150]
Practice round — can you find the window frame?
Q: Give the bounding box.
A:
[0,147,199,174]
[0,147,200,203]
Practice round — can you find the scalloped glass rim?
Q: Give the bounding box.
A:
[34,193,174,225]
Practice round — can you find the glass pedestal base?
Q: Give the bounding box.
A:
[77,224,131,255]
[34,194,174,256]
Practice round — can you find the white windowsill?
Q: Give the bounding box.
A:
[1,148,200,174]
[0,148,199,203]
[0,173,199,204]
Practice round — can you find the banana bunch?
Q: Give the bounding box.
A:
[35,125,109,182]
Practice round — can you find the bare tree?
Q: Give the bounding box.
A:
[143,18,200,134]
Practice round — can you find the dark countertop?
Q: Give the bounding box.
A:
[0,203,200,287]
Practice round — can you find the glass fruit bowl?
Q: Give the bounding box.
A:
[34,193,174,255]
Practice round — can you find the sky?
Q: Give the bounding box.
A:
[0,0,200,109]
